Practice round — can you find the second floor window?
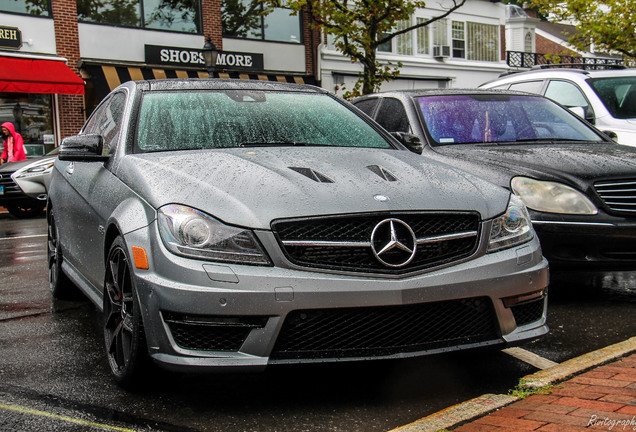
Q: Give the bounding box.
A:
[222,0,302,44]
[77,0,201,33]
[1,0,50,16]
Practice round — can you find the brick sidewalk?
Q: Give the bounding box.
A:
[454,353,636,432]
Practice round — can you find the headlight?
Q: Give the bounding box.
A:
[13,161,55,179]
[511,177,597,215]
[157,204,271,265]
[488,194,534,253]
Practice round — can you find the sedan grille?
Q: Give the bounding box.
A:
[594,179,636,214]
[0,170,22,196]
[272,213,480,274]
[270,297,500,360]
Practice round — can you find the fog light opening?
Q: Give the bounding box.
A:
[502,289,545,308]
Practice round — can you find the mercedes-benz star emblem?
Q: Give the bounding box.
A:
[370,218,417,268]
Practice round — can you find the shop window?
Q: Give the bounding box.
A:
[222,0,302,43]
[0,0,50,16]
[77,0,201,33]
[0,93,54,147]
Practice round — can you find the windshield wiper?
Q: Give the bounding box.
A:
[477,138,592,145]
[239,141,328,147]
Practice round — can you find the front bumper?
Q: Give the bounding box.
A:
[531,215,636,271]
[124,222,549,372]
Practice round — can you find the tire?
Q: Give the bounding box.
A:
[6,200,46,218]
[47,209,75,299]
[103,236,148,387]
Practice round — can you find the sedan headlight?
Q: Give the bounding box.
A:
[13,161,55,179]
[488,194,534,253]
[511,177,597,215]
[157,204,271,265]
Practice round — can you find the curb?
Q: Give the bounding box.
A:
[389,336,636,432]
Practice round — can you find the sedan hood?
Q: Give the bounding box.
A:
[433,142,636,185]
[117,147,509,229]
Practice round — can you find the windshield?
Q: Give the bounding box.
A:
[136,90,392,151]
[417,94,605,145]
[588,76,636,119]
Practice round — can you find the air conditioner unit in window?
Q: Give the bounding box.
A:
[433,45,451,58]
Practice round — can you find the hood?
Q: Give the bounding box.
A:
[0,158,34,173]
[116,147,510,229]
[433,142,636,186]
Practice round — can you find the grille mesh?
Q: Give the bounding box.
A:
[271,297,499,360]
[164,313,267,351]
[510,299,545,327]
[594,179,636,214]
[272,213,479,274]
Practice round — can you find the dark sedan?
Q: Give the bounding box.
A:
[353,89,636,272]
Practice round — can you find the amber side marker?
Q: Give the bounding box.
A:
[131,246,149,269]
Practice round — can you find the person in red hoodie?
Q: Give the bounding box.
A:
[1,122,27,164]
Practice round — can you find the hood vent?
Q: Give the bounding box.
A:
[289,167,334,183]
[367,165,398,182]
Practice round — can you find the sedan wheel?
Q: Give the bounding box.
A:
[103,236,147,387]
[47,209,74,299]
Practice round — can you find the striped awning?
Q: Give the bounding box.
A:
[82,63,314,102]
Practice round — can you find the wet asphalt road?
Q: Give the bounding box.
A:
[0,213,634,432]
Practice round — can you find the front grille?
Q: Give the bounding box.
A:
[510,298,545,327]
[270,297,499,360]
[594,179,636,214]
[163,312,267,351]
[0,171,21,196]
[272,213,480,274]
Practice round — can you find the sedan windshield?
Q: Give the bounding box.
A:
[588,77,636,119]
[136,90,392,151]
[417,94,605,146]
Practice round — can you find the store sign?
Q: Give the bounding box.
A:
[145,45,264,72]
[0,26,22,50]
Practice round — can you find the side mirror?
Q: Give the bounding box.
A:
[59,134,110,162]
[391,132,423,155]
[568,106,595,125]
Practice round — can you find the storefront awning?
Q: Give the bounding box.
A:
[81,63,314,102]
[0,56,85,95]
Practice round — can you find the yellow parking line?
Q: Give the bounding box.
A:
[0,402,138,432]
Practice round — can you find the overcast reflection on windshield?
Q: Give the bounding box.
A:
[417,95,604,145]
[136,90,392,151]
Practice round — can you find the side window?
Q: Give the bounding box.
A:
[82,92,126,155]
[509,80,544,95]
[375,98,410,133]
[544,80,590,111]
[354,99,380,117]
[101,92,126,155]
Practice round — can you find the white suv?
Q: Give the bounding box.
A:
[480,67,636,146]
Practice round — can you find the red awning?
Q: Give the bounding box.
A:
[0,56,85,95]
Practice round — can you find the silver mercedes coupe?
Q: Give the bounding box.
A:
[47,79,548,386]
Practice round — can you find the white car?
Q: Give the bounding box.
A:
[11,149,57,200]
[480,67,636,146]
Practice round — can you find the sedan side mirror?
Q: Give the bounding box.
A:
[391,132,423,155]
[59,134,110,162]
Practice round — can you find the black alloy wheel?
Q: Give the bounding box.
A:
[47,208,73,298]
[103,236,147,387]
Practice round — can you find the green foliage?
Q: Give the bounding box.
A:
[508,379,555,399]
[526,0,635,60]
[264,0,466,97]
